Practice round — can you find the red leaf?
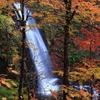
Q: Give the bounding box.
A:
[30,89,35,92]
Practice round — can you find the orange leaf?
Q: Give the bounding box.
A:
[50,89,58,100]
[79,88,89,97]
[0,74,7,77]
[11,70,20,75]
[66,95,72,100]
[30,98,38,100]
[34,93,36,98]
[6,67,12,71]
[2,97,7,100]
[9,64,14,66]
[1,80,12,88]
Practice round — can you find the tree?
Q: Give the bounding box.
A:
[63,0,79,99]
[51,0,100,99]
[15,0,26,100]
[63,0,71,99]
[70,0,100,99]
[1,0,34,99]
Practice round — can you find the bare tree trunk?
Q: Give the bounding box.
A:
[63,0,71,100]
[18,0,26,100]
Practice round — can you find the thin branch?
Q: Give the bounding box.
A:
[12,4,21,20]
[25,9,31,21]
[70,6,78,21]
[81,19,100,32]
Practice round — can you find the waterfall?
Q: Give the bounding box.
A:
[14,3,59,96]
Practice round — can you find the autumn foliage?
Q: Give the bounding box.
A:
[1,0,100,100]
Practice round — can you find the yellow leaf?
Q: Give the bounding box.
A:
[11,81,17,87]
[33,48,38,50]
[52,71,64,76]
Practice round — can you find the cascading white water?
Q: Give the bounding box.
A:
[72,84,98,100]
[14,3,59,96]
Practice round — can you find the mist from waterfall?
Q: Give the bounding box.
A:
[14,3,59,96]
